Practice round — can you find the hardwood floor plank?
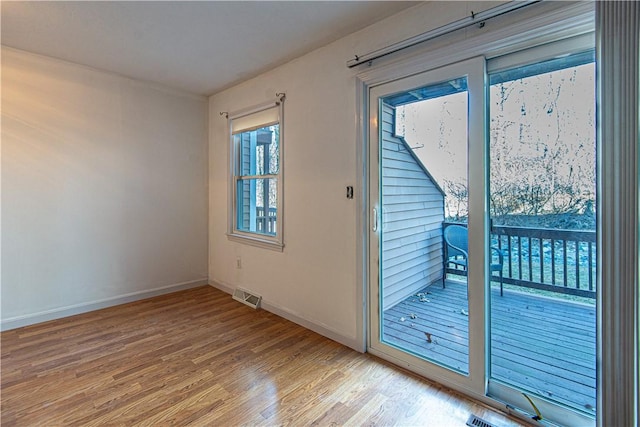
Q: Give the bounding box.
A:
[1,286,523,426]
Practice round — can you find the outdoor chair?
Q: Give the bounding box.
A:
[443,224,505,296]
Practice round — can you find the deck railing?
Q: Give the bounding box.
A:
[444,222,597,298]
[256,207,277,234]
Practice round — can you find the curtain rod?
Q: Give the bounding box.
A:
[347,0,540,68]
[219,93,286,120]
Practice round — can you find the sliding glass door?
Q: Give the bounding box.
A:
[369,57,486,390]
[368,39,597,426]
[487,50,597,419]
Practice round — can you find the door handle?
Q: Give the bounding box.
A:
[372,208,378,232]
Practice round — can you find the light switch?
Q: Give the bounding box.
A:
[346,186,354,199]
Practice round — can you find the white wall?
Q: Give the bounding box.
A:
[1,47,209,329]
[209,1,502,349]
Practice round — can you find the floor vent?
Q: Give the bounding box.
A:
[232,288,262,309]
[466,414,497,427]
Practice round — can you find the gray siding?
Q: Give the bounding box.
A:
[240,133,252,230]
[381,103,445,310]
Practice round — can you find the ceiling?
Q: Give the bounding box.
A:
[1,1,419,96]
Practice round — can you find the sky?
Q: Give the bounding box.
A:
[393,62,596,218]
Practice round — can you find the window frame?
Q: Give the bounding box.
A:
[227,96,285,251]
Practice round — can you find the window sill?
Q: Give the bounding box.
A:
[226,232,284,252]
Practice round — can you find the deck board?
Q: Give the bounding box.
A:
[382,280,596,413]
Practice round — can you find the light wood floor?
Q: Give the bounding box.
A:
[1,286,523,426]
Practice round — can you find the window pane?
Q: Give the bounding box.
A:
[236,178,278,236]
[237,125,279,176]
[489,54,596,415]
[381,78,470,374]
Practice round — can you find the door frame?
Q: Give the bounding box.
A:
[355,2,596,426]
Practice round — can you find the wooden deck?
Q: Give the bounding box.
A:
[383,280,596,413]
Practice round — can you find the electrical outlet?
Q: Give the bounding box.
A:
[236,257,242,269]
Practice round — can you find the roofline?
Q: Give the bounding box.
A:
[396,136,446,197]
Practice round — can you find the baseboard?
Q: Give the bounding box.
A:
[1,278,209,331]
[210,280,362,352]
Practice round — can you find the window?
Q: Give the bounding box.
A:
[227,96,284,250]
